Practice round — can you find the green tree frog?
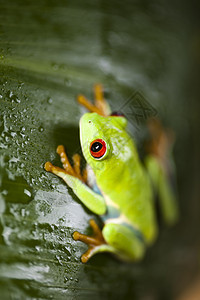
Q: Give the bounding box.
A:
[45,84,179,263]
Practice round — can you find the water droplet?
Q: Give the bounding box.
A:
[50,224,55,231]
[47,97,53,104]
[5,136,10,142]
[51,63,59,71]
[9,157,19,163]
[10,131,16,137]
[64,276,68,283]
[74,256,79,262]
[35,246,41,252]
[24,189,32,197]
[2,190,8,196]
[38,126,44,132]
[8,90,13,98]
[56,255,64,266]
[21,208,25,217]
[20,133,26,139]
[64,79,71,87]
[64,246,71,256]
[18,82,24,89]
[7,91,21,103]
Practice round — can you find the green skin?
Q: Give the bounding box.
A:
[53,112,178,262]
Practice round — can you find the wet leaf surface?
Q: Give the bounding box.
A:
[0,0,200,299]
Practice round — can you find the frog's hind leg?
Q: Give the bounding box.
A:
[145,119,179,225]
[73,219,105,263]
[101,223,146,262]
[73,219,119,263]
[73,220,145,263]
[77,94,104,116]
[93,84,111,116]
[145,118,175,163]
[77,84,111,116]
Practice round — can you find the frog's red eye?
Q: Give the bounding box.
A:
[90,139,106,159]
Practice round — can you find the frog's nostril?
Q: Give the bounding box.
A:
[88,120,91,123]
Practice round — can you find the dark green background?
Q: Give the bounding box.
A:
[0,0,200,299]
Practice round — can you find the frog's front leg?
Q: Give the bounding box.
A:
[45,146,106,215]
[55,145,86,182]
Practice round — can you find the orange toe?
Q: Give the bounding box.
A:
[56,145,65,155]
[44,161,53,172]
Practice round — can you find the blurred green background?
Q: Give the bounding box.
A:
[0,0,200,299]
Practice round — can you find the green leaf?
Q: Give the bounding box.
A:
[0,1,198,299]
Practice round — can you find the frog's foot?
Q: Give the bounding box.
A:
[73,219,106,263]
[77,84,111,117]
[44,161,69,176]
[45,145,87,183]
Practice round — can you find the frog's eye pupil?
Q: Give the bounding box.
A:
[91,142,102,153]
[90,139,106,159]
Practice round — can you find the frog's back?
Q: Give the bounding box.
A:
[112,164,157,243]
[97,150,158,244]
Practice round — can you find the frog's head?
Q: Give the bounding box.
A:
[80,112,130,173]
